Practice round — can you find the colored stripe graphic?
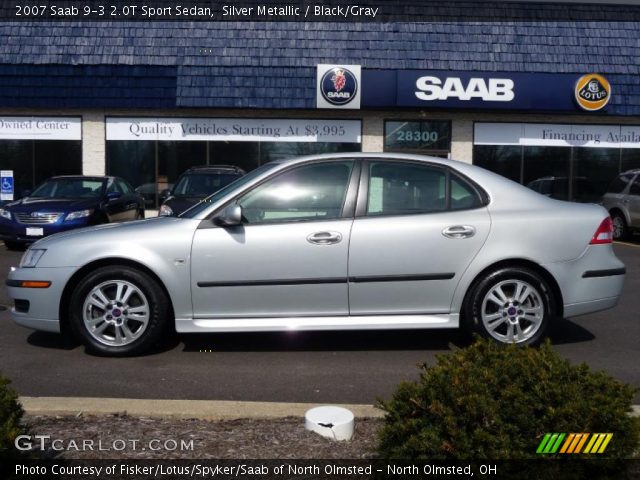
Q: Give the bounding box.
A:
[539,433,613,454]
[537,433,565,454]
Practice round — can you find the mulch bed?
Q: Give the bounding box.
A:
[24,414,382,459]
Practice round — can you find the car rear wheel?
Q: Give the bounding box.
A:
[69,266,170,356]
[464,267,554,345]
[610,212,628,240]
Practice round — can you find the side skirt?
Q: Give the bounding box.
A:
[175,314,459,333]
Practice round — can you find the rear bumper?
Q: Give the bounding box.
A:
[543,245,625,319]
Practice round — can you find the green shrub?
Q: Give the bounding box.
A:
[0,372,25,462]
[377,339,639,460]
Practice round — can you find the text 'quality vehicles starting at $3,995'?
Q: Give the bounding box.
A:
[7,154,625,356]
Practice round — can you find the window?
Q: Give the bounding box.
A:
[522,146,571,200]
[474,145,521,183]
[606,174,633,194]
[630,177,640,196]
[367,162,447,216]
[366,162,482,216]
[117,179,135,194]
[238,161,354,224]
[384,121,451,157]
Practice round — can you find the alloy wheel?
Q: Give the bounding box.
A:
[480,279,544,344]
[82,280,150,346]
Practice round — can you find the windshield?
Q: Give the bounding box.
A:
[180,163,281,218]
[30,179,104,199]
[173,173,241,197]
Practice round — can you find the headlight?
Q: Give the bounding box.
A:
[158,204,173,216]
[65,209,94,221]
[0,208,11,220]
[19,248,46,268]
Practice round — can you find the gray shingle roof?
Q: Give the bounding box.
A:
[0,8,639,113]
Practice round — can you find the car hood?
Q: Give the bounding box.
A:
[30,216,201,269]
[5,197,98,212]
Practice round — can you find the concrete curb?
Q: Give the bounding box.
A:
[20,397,640,421]
[20,397,384,420]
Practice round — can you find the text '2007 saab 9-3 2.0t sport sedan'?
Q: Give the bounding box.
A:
[7,153,625,356]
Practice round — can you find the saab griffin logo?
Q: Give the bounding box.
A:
[575,74,611,111]
[536,433,613,455]
[320,67,358,106]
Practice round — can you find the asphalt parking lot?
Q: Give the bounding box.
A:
[0,240,638,404]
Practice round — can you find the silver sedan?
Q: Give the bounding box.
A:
[7,153,626,356]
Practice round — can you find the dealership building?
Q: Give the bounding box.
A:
[0,2,639,207]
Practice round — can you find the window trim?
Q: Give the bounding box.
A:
[201,158,362,228]
[355,158,488,219]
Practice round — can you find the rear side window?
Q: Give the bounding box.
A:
[607,174,633,194]
[365,161,483,216]
[630,177,640,196]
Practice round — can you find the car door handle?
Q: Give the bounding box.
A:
[442,225,476,239]
[307,231,343,245]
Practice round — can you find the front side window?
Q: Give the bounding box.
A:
[238,161,354,224]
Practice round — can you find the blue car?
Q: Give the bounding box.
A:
[0,176,145,250]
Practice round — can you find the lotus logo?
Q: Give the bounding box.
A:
[575,74,611,111]
[320,67,358,106]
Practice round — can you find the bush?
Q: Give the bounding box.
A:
[0,372,25,462]
[377,339,640,460]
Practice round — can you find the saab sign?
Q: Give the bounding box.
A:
[361,70,612,112]
[415,77,514,102]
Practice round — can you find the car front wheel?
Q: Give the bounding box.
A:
[464,267,554,345]
[69,266,170,356]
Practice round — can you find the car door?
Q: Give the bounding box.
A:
[190,160,358,319]
[104,178,127,222]
[348,159,491,315]
[116,179,141,220]
[627,175,640,228]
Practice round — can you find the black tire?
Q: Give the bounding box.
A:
[4,241,24,251]
[69,265,171,356]
[463,267,555,346]
[610,211,628,240]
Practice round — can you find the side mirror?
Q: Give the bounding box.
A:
[159,188,171,201]
[213,204,242,227]
[107,191,122,200]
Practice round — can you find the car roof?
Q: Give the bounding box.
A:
[183,165,245,174]
[46,175,111,182]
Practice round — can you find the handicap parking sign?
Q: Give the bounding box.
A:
[1,170,14,201]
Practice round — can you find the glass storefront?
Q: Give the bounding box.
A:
[105,117,362,208]
[0,117,82,201]
[474,123,640,203]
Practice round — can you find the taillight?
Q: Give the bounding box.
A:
[590,217,613,245]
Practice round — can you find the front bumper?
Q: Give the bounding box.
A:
[6,265,77,333]
[0,218,91,244]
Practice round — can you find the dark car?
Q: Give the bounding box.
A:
[158,165,245,216]
[0,175,145,250]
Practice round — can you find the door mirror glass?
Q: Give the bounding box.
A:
[106,191,122,200]
[213,203,242,227]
